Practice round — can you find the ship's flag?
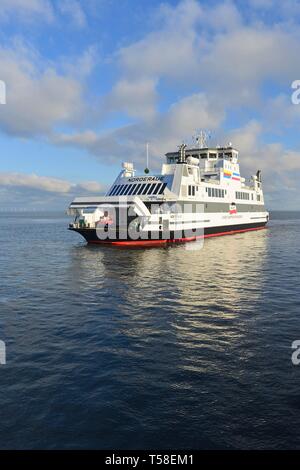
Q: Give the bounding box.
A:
[223,170,232,179]
[232,172,240,181]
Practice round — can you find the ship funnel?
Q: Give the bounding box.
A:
[256,170,262,182]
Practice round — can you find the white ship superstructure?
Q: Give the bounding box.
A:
[68,137,269,246]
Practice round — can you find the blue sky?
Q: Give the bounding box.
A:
[0,0,300,209]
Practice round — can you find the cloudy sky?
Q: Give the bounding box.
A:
[0,0,300,210]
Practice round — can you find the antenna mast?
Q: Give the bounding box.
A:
[144,142,150,174]
[194,130,211,149]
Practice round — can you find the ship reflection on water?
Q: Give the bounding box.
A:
[64,229,274,448]
[3,212,300,450]
[70,227,268,335]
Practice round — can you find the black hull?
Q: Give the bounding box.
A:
[69,221,267,246]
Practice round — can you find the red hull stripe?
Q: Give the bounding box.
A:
[88,226,266,246]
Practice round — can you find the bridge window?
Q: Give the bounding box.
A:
[127,184,136,195]
[152,184,161,195]
[136,183,147,195]
[115,185,123,196]
[146,183,156,194]
[109,185,118,196]
[132,184,142,195]
[119,185,127,195]
[144,183,152,194]
[123,185,131,195]
[147,183,157,194]
[236,191,250,200]
[158,183,167,194]
[206,187,225,198]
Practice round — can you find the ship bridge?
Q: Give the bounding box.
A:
[106,162,174,198]
[163,143,241,186]
[165,145,239,165]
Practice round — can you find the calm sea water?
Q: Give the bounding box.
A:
[0,211,300,450]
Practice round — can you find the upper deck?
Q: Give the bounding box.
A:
[165,144,239,165]
[68,136,265,216]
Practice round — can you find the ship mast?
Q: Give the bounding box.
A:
[193,130,211,149]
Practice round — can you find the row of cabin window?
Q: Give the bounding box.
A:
[188,185,197,196]
[206,187,226,198]
[236,191,253,201]
[109,182,167,197]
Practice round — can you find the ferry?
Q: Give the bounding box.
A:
[67,135,269,246]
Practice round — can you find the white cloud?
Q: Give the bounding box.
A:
[117,13,200,81]
[228,120,263,157]
[248,0,300,17]
[108,0,300,121]
[0,172,106,210]
[0,172,73,193]
[0,0,300,209]
[123,18,297,105]
[54,130,99,147]
[53,92,225,168]
[156,0,204,30]
[108,78,158,120]
[228,119,300,174]
[0,172,105,194]
[0,0,54,22]
[200,27,299,97]
[261,94,300,131]
[227,120,300,206]
[248,0,274,8]
[58,0,87,28]
[205,1,242,31]
[0,42,91,136]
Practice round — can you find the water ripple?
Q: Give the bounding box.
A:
[0,212,300,449]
